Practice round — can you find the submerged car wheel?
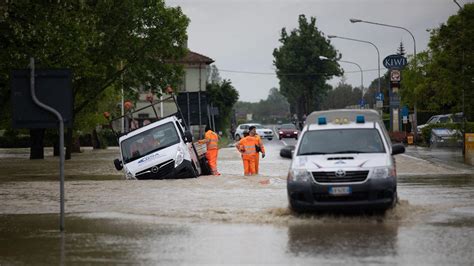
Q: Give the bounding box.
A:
[289,199,305,213]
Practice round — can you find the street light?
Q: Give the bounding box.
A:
[453,0,466,155]
[327,35,380,95]
[350,18,419,140]
[319,56,364,92]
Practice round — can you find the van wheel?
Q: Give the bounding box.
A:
[191,163,199,178]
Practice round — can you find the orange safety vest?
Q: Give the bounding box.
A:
[239,136,259,156]
[204,130,219,150]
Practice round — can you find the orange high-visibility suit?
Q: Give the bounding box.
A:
[238,136,259,175]
[254,134,265,174]
[199,130,219,175]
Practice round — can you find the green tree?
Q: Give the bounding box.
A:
[321,80,363,110]
[273,15,342,118]
[206,79,239,132]
[207,64,222,85]
[234,87,290,124]
[401,3,473,120]
[0,1,189,158]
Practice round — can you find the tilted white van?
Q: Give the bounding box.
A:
[112,96,204,180]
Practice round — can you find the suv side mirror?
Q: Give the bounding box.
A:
[184,131,193,143]
[391,143,405,155]
[114,158,123,171]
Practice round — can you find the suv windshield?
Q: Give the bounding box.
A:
[121,122,180,163]
[298,128,386,155]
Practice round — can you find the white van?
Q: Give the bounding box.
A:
[287,109,405,212]
[113,114,203,179]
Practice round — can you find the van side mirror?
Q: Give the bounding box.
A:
[391,144,405,155]
[114,159,123,170]
[184,131,193,143]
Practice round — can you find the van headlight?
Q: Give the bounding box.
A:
[288,169,312,182]
[175,146,184,167]
[372,167,396,179]
[126,170,135,180]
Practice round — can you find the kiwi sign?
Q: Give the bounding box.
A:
[383,54,407,69]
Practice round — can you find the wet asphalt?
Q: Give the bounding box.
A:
[0,135,473,264]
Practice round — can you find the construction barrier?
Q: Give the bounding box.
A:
[465,133,474,166]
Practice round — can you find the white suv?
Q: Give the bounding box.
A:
[287,109,405,213]
[234,123,274,140]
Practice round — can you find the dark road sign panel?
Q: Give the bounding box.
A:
[11,69,73,128]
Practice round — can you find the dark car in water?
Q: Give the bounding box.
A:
[278,124,299,140]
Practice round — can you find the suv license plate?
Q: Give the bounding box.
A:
[329,186,352,196]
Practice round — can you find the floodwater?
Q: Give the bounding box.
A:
[1,140,474,264]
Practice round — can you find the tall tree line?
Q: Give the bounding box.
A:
[401,3,474,121]
[0,1,189,158]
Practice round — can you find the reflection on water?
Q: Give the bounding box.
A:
[0,145,473,264]
[286,223,398,261]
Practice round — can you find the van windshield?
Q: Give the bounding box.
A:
[298,128,386,155]
[121,122,180,163]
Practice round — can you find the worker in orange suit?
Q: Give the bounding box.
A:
[198,125,220,176]
[238,128,262,176]
[250,127,265,174]
[235,131,249,153]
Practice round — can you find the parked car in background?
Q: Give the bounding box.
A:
[417,113,463,135]
[277,123,299,140]
[234,123,274,140]
[430,128,462,147]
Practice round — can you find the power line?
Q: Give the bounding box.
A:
[219,68,384,76]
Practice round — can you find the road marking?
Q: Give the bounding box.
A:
[400,154,430,163]
[281,140,288,146]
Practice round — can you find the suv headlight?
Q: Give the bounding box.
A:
[288,169,312,182]
[175,146,184,167]
[372,167,396,179]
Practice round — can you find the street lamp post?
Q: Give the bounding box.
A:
[350,18,419,140]
[320,56,365,108]
[453,0,466,155]
[319,56,364,92]
[328,35,381,96]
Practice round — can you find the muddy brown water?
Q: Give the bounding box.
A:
[1,144,473,264]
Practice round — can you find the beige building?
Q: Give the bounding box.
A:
[128,50,214,136]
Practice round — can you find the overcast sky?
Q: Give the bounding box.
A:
[167,0,470,102]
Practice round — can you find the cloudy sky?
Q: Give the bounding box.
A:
[166,0,468,102]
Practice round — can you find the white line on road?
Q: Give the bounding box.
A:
[281,140,288,146]
[400,154,431,163]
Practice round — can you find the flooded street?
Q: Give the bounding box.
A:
[1,140,474,264]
